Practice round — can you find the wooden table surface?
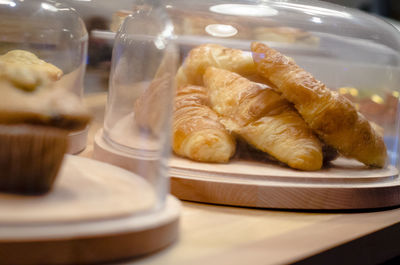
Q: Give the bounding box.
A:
[83,92,400,265]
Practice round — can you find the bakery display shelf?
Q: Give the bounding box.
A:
[0,155,180,265]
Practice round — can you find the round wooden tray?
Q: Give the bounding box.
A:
[94,128,400,210]
[0,155,180,265]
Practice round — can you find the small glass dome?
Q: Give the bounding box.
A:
[0,0,89,153]
[0,0,88,96]
[101,1,177,208]
[101,0,400,208]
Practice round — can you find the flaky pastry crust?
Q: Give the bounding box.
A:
[251,42,387,167]
[173,85,236,163]
[176,44,256,88]
[204,67,323,171]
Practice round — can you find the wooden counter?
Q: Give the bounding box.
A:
[84,92,400,265]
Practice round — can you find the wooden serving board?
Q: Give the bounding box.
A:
[0,156,180,265]
[0,155,156,224]
[94,126,400,210]
[169,157,400,210]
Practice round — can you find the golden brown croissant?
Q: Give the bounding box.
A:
[203,67,323,171]
[251,42,387,167]
[176,44,256,88]
[173,85,236,163]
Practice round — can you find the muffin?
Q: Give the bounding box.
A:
[0,50,90,194]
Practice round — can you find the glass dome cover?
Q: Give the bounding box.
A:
[0,0,88,96]
[102,1,177,207]
[102,0,400,209]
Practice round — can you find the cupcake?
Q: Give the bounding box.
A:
[0,50,91,194]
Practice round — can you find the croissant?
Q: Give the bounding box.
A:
[173,85,236,163]
[176,44,257,88]
[203,67,323,171]
[251,42,387,167]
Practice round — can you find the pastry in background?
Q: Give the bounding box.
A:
[168,8,253,39]
[0,51,91,194]
[173,85,236,163]
[204,67,323,171]
[251,42,387,167]
[253,26,319,46]
[110,10,132,32]
[176,44,257,88]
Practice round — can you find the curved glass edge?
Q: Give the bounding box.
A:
[104,0,400,172]
[103,4,178,207]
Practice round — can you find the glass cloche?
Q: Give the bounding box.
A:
[97,0,400,210]
[0,0,89,153]
[94,1,177,209]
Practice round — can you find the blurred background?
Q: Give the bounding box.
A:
[66,0,400,19]
[67,0,400,30]
[64,0,400,93]
[324,0,400,20]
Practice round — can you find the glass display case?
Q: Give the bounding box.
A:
[94,0,400,210]
[0,0,89,153]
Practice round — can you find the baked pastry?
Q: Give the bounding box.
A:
[251,42,387,167]
[203,67,323,171]
[176,44,257,88]
[253,26,319,46]
[0,50,63,84]
[0,51,90,193]
[173,85,236,163]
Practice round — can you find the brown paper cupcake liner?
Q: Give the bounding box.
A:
[0,125,68,194]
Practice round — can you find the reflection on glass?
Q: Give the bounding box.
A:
[205,24,238,37]
[209,4,278,17]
